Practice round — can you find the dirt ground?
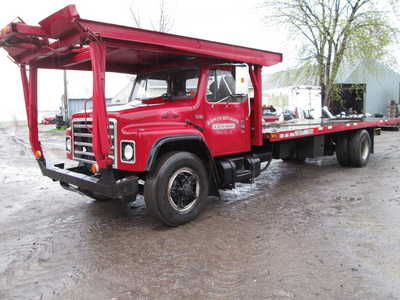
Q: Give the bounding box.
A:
[1,125,400,300]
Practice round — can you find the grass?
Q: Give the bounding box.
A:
[49,125,68,132]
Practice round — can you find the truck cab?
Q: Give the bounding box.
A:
[66,63,267,225]
[69,64,251,168]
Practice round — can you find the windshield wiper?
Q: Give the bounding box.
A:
[214,93,246,104]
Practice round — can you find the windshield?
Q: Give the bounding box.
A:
[129,67,200,103]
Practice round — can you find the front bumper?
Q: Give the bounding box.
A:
[38,159,138,199]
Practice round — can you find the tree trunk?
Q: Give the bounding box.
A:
[320,82,326,107]
[324,85,331,108]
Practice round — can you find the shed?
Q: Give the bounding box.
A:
[68,98,112,119]
[266,60,400,115]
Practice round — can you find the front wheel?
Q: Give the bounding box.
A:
[144,152,209,226]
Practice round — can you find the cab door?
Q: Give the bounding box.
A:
[203,69,251,156]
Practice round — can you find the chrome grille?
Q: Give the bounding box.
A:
[72,118,117,167]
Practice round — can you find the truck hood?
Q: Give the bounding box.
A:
[72,99,194,132]
[105,102,164,112]
[74,100,170,118]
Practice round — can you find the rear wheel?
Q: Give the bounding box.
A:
[349,130,371,167]
[336,135,351,166]
[144,152,209,226]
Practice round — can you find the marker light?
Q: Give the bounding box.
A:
[91,163,98,174]
[34,150,42,159]
[1,25,12,35]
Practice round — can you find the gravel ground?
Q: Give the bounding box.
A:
[1,125,400,300]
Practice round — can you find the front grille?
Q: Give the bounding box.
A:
[72,118,117,167]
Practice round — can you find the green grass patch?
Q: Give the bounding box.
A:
[49,125,68,132]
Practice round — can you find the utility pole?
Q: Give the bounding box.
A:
[63,70,69,124]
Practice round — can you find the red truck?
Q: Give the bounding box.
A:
[1,5,399,226]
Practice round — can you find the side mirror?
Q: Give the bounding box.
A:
[235,65,248,95]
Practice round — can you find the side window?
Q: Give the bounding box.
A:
[206,69,245,103]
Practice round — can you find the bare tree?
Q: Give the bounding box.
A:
[130,0,174,33]
[390,0,400,23]
[129,1,142,29]
[263,0,397,107]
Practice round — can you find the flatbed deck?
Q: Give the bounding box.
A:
[263,118,400,142]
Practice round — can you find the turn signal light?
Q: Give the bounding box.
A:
[1,25,12,35]
[34,150,42,159]
[91,163,98,174]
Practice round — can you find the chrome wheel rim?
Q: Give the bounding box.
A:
[167,167,200,213]
[361,138,370,161]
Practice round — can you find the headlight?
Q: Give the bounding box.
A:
[66,136,71,152]
[121,141,135,163]
[124,144,134,160]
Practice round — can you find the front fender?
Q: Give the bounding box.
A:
[118,125,207,172]
[146,134,208,171]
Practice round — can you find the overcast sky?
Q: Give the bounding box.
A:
[0,0,312,121]
[0,0,396,121]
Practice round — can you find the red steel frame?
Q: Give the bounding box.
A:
[0,5,282,169]
[18,40,113,168]
[89,41,113,168]
[249,65,263,146]
[20,65,42,157]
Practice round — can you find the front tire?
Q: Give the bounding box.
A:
[144,152,209,226]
